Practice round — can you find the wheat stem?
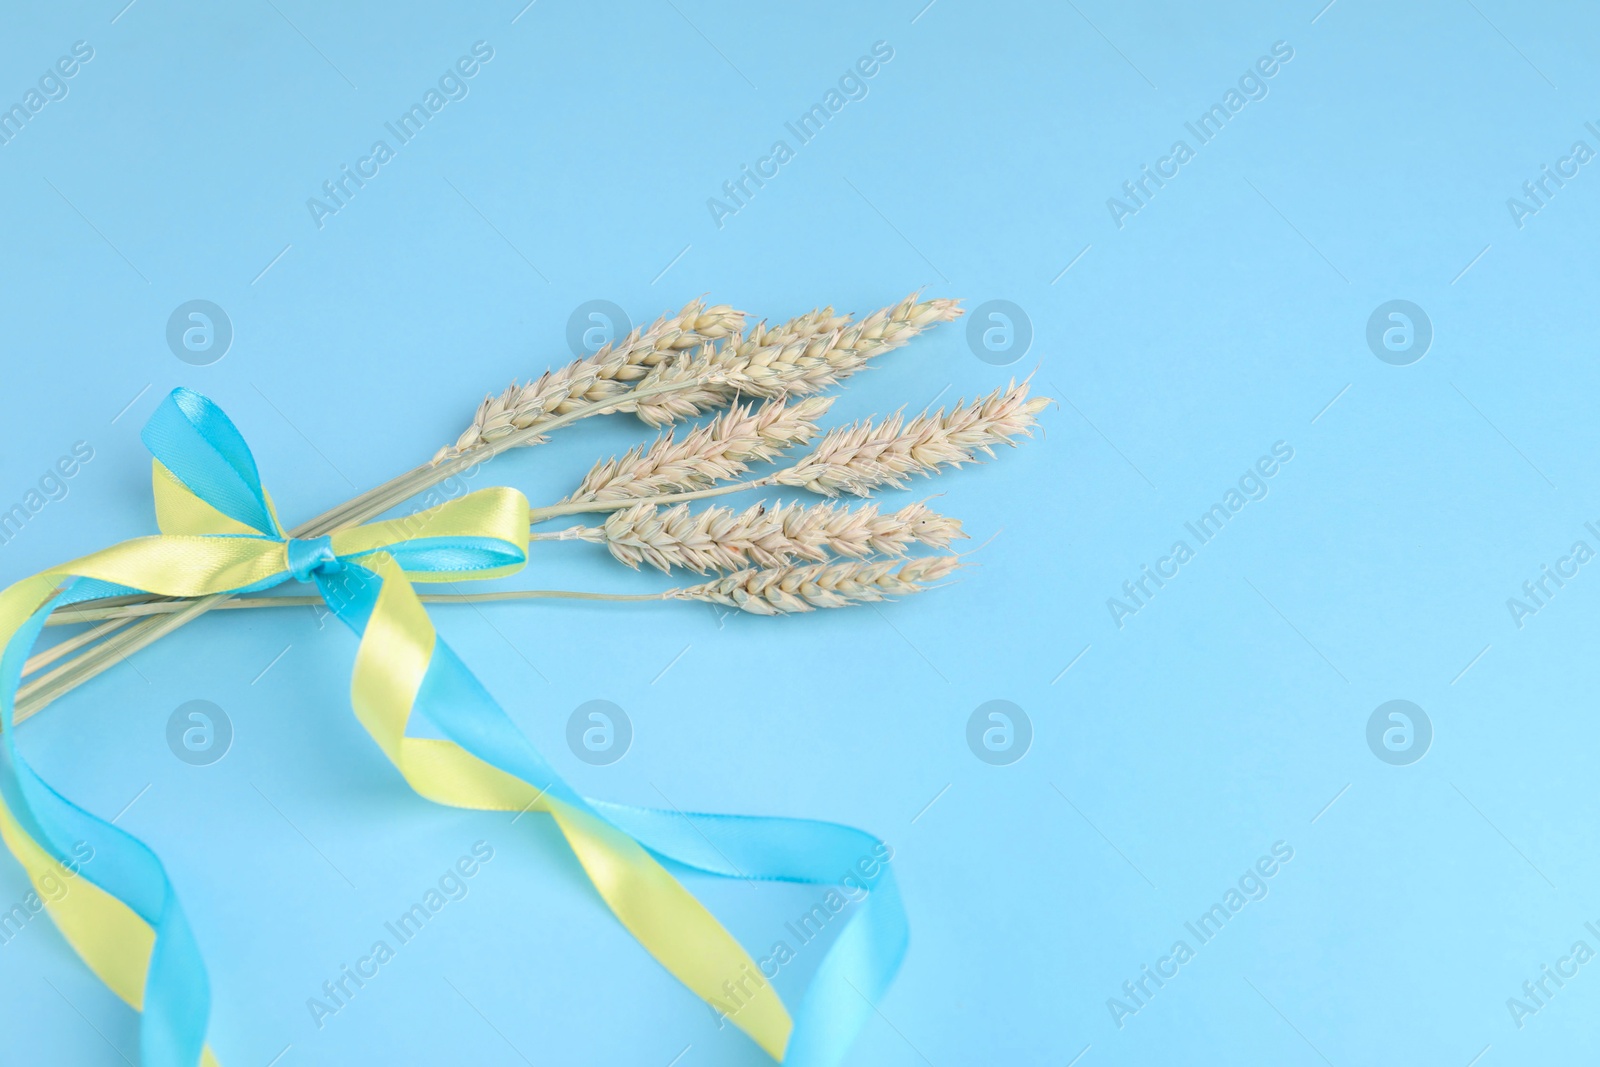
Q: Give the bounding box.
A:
[42,589,665,624]
[311,376,725,534]
[23,618,132,676]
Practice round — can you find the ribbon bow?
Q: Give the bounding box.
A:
[0,389,906,1066]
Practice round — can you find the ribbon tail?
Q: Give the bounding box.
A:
[589,801,909,1066]
[0,575,222,1066]
[329,555,795,1060]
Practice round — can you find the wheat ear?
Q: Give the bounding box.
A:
[525,380,1053,523]
[669,555,961,614]
[774,379,1049,496]
[558,500,966,573]
[433,299,744,461]
[563,396,833,504]
[628,293,963,424]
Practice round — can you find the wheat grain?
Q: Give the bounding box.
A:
[774,379,1049,496]
[628,293,963,424]
[433,299,744,461]
[563,397,833,504]
[563,499,966,573]
[669,555,961,614]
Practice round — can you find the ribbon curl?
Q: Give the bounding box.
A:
[0,388,907,1066]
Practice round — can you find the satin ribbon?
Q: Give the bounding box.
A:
[0,388,907,1066]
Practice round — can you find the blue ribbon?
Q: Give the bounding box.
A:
[0,388,908,1065]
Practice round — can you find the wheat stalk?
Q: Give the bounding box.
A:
[557,500,966,573]
[17,294,985,720]
[563,397,832,505]
[34,557,960,631]
[433,299,745,461]
[627,293,963,424]
[29,556,966,639]
[667,556,961,615]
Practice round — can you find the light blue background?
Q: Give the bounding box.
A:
[2,1,1597,1064]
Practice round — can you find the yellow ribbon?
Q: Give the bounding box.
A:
[0,460,791,1061]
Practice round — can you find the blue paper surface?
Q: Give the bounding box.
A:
[1,1,1597,1063]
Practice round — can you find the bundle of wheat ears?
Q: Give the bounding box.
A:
[16,294,1049,721]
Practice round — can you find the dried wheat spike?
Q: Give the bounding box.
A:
[775,379,1049,496]
[566,499,966,573]
[624,306,852,425]
[629,293,963,425]
[433,299,744,462]
[670,555,961,614]
[564,397,834,504]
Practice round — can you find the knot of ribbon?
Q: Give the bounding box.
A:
[284,536,340,582]
[0,388,906,1067]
